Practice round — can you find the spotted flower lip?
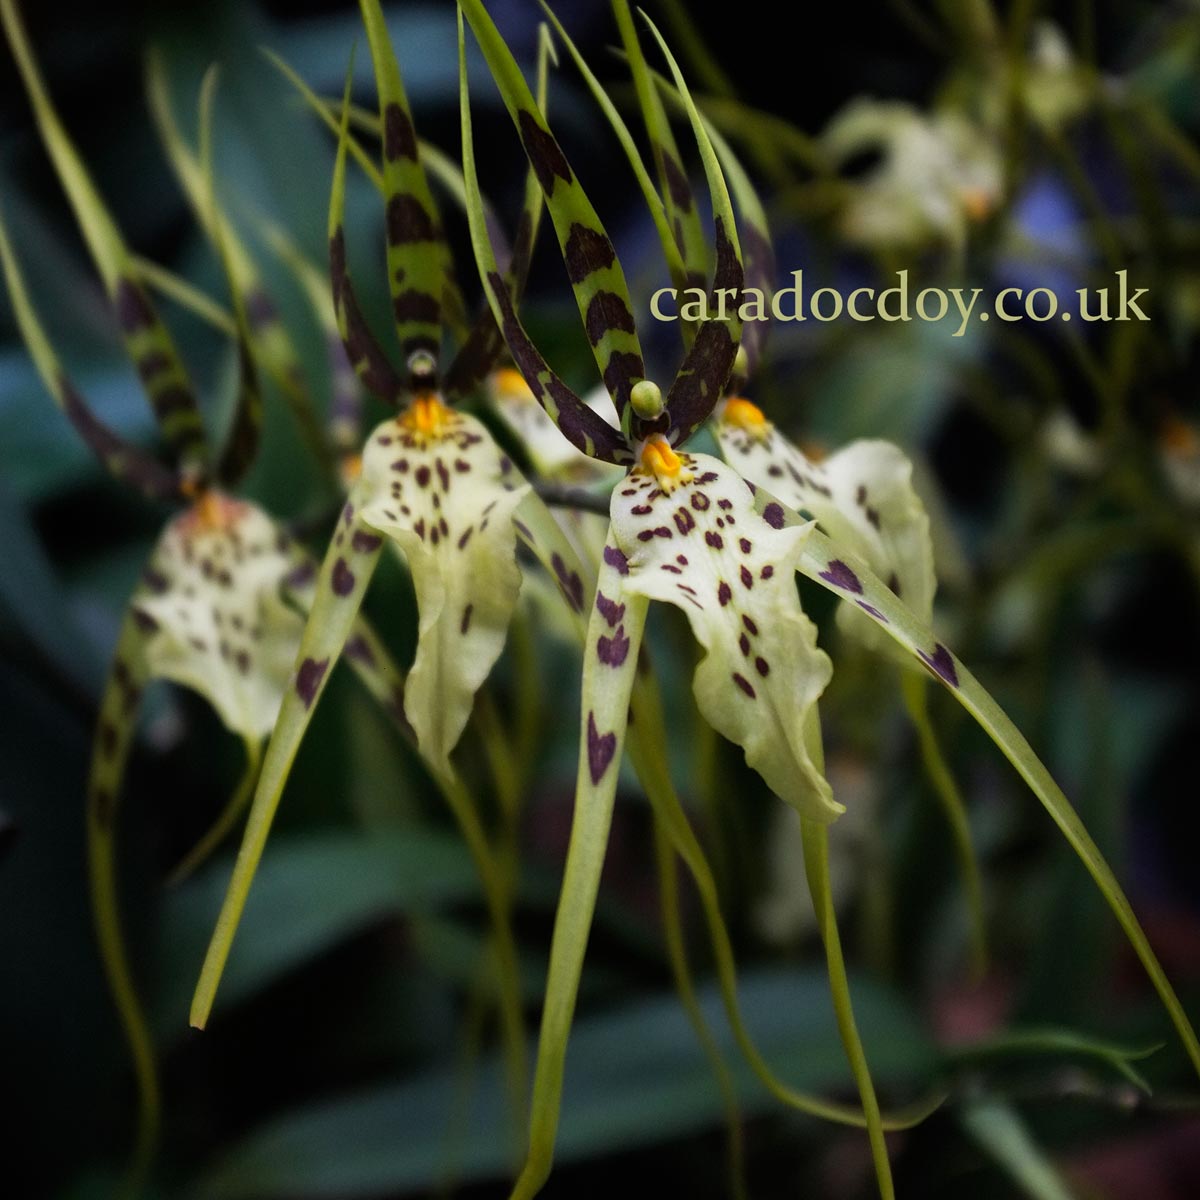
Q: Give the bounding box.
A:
[608,449,840,822]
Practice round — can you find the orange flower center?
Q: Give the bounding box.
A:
[179,485,243,533]
[491,367,532,400]
[639,435,690,491]
[400,392,452,440]
[721,396,772,441]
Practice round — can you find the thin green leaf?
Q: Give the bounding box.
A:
[960,1100,1075,1200]
[0,207,184,502]
[198,67,264,487]
[612,0,708,291]
[147,50,334,479]
[1,0,210,479]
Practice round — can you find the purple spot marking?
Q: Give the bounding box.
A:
[586,712,617,784]
[819,559,862,594]
[918,643,959,687]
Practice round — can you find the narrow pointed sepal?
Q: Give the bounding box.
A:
[1,0,209,479]
[0,210,184,502]
[85,604,160,1190]
[190,482,384,1028]
[458,0,646,416]
[515,530,649,1199]
[360,0,452,377]
[610,451,840,821]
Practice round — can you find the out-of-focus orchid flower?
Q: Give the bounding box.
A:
[821,100,1003,252]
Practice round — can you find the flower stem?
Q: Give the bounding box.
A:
[901,670,988,979]
[166,736,262,887]
[652,817,748,1200]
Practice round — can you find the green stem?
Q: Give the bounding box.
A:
[800,712,893,1199]
[88,774,160,1200]
[800,815,894,1200]
[435,767,529,1159]
[900,671,988,979]
[652,817,749,1200]
[166,736,262,887]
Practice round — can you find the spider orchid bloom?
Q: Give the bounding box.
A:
[187,0,600,1044]
[459,5,1200,1198]
[0,6,416,1184]
[456,5,909,1194]
[821,99,1003,251]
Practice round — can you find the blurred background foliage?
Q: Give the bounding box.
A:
[2,0,1200,1197]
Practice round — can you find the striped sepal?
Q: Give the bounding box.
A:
[458,16,631,465]
[459,0,646,418]
[328,61,407,407]
[638,16,745,448]
[360,0,451,383]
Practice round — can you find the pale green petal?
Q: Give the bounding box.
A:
[356,404,529,774]
[133,497,304,741]
[609,451,839,822]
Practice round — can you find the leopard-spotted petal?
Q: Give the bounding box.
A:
[132,496,305,741]
[356,403,530,776]
[609,450,840,821]
[1,0,209,480]
[716,407,935,647]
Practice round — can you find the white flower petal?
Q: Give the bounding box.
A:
[133,496,304,740]
[357,401,530,773]
[609,451,840,822]
[717,407,935,651]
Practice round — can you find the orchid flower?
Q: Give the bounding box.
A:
[456,3,1200,1198]
[0,1,432,1186]
[186,11,631,1151]
[821,99,1004,253]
